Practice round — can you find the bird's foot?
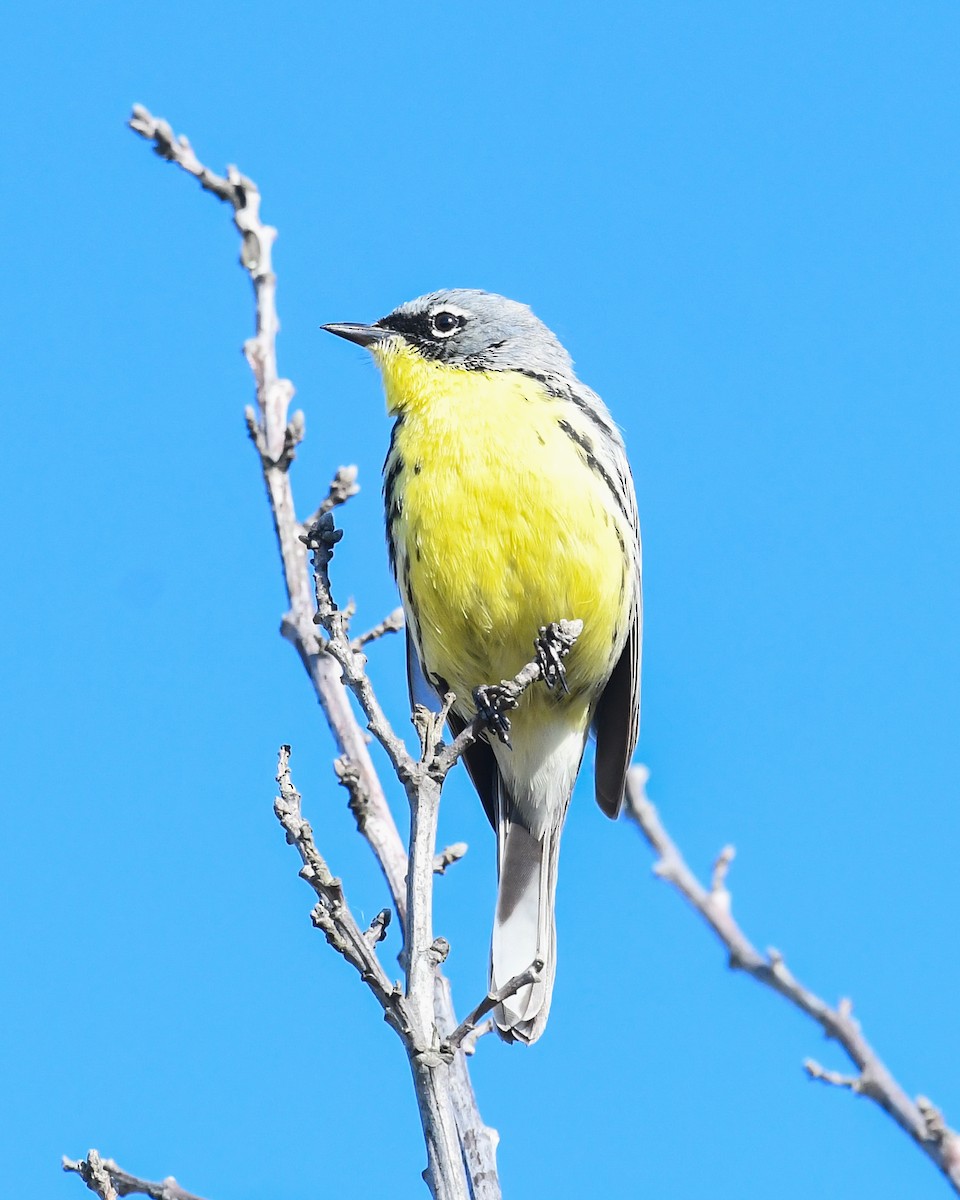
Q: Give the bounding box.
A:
[473,683,519,747]
[535,619,584,693]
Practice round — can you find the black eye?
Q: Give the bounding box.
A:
[430,310,461,336]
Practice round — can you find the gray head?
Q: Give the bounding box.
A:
[323,289,576,379]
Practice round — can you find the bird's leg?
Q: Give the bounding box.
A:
[535,619,584,693]
[472,683,519,747]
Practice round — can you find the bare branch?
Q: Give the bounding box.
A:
[129,105,409,923]
[129,105,240,205]
[624,765,960,1194]
[804,1060,863,1091]
[709,844,735,912]
[460,1020,495,1056]
[443,962,545,1056]
[433,843,468,875]
[365,908,393,948]
[301,465,361,531]
[352,606,406,652]
[274,746,411,1033]
[275,739,481,1200]
[62,1152,208,1200]
[304,512,416,778]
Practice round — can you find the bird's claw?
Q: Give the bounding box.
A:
[473,683,518,746]
[535,619,583,692]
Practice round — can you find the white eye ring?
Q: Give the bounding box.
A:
[429,308,466,337]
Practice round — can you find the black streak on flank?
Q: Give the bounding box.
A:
[385,493,403,576]
[405,575,424,657]
[567,389,616,438]
[522,371,618,440]
[556,417,631,525]
[383,452,404,507]
[558,418,593,456]
[401,559,415,624]
[383,416,405,576]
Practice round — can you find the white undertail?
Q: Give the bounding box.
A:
[490,720,585,1044]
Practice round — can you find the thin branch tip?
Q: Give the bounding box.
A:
[444,961,544,1054]
[626,768,960,1192]
[434,842,468,875]
[353,606,405,650]
[63,1151,208,1200]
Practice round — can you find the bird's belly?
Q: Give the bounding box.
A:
[390,397,632,716]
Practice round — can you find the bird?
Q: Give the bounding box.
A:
[323,290,641,1044]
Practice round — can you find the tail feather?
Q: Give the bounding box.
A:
[487,713,588,1044]
[490,810,563,1044]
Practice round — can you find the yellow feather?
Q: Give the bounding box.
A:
[375,340,633,735]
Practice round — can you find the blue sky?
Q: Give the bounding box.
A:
[4,2,959,1197]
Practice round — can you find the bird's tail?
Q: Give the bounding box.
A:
[490,804,565,1045]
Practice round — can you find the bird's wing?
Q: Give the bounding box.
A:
[405,628,499,828]
[405,625,443,713]
[445,707,499,829]
[592,591,642,817]
[564,381,641,819]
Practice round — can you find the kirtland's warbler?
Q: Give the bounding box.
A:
[324,290,642,1044]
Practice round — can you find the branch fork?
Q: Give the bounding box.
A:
[442,962,545,1059]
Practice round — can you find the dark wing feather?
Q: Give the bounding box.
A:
[593,592,642,818]
[405,626,442,713]
[445,708,499,829]
[589,394,642,819]
[405,629,499,829]
[550,377,641,817]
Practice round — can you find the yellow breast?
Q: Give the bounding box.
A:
[376,341,633,721]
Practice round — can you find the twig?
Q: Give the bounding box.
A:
[433,843,468,875]
[443,963,545,1055]
[300,514,581,1198]
[302,465,361,532]
[623,765,960,1194]
[352,606,405,652]
[274,746,411,1034]
[304,513,421,781]
[276,745,466,1200]
[62,1152,208,1200]
[460,1020,495,1056]
[365,908,393,948]
[804,1060,862,1091]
